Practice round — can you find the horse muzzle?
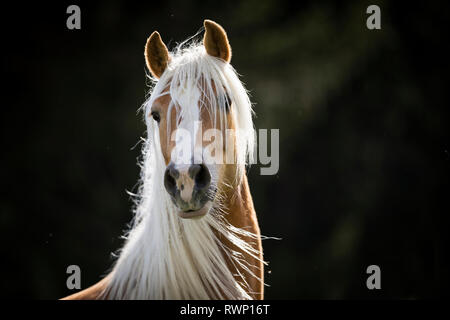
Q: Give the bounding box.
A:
[164,162,214,219]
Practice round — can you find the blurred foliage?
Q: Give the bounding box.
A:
[1,0,449,299]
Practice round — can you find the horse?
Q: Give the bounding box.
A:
[63,19,264,300]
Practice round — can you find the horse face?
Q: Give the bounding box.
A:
[149,83,234,219]
[145,20,234,219]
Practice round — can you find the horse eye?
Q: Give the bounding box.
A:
[151,111,161,123]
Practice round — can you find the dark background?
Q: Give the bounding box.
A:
[1,0,449,299]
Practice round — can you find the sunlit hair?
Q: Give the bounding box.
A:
[102,39,264,299]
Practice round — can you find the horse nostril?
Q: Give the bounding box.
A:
[189,164,211,190]
[164,164,179,197]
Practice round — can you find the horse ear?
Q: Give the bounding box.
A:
[145,31,170,78]
[203,20,231,63]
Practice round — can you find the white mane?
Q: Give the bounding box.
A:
[102,41,262,299]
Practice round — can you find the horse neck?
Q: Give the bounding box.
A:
[218,165,264,299]
[220,169,255,228]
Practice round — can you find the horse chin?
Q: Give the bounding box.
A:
[177,201,212,220]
